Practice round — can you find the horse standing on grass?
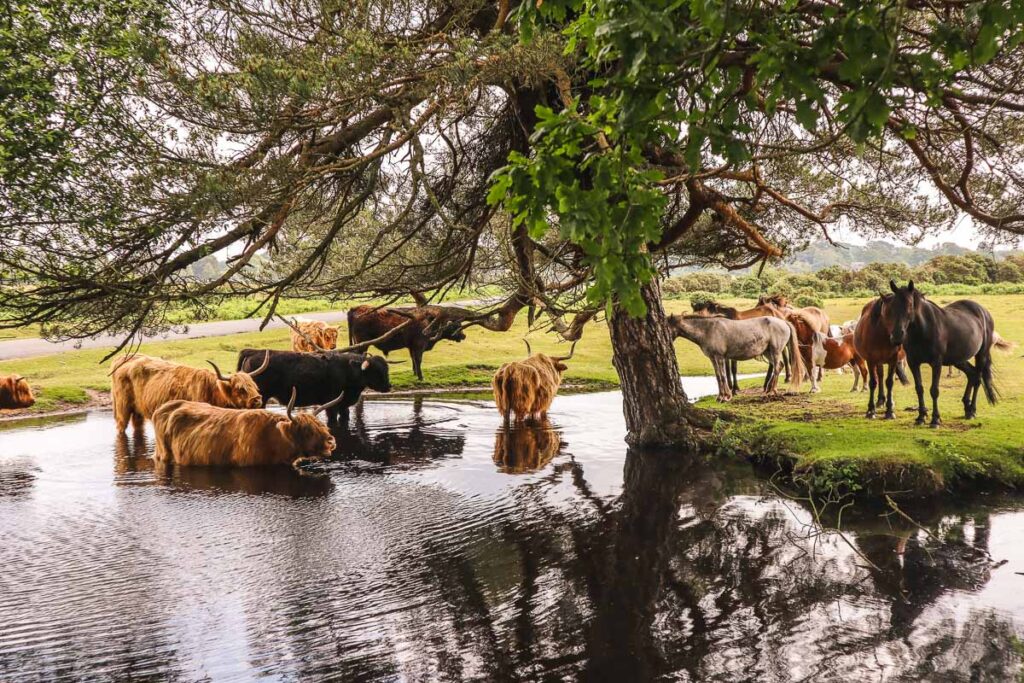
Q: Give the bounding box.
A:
[691,299,793,393]
[667,314,803,401]
[881,280,1009,427]
[854,295,910,419]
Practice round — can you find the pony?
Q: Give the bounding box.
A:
[881,280,1006,426]
[758,294,831,337]
[667,314,803,401]
[788,310,828,392]
[853,295,910,419]
[822,333,870,392]
[691,298,792,393]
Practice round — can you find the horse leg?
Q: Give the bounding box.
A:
[929,362,943,428]
[875,364,887,409]
[783,348,791,383]
[883,363,896,420]
[849,360,860,392]
[866,362,878,419]
[763,360,775,394]
[730,359,740,394]
[911,362,927,426]
[712,357,728,402]
[719,358,733,401]
[955,360,979,419]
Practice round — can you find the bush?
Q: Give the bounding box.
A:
[663,272,730,296]
[794,293,824,308]
[688,292,717,308]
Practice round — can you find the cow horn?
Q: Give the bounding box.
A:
[313,390,346,416]
[248,350,271,377]
[207,360,230,382]
[523,338,532,356]
[554,341,577,361]
[286,387,297,421]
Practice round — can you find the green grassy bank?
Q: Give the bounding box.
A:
[3,294,1024,500]
[701,294,1024,500]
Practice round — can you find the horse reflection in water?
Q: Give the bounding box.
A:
[330,396,466,465]
[113,433,332,498]
[492,419,565,473]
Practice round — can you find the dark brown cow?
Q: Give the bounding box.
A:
[347,305,466,380]
[0,374,35,409]
[152,389,341,467]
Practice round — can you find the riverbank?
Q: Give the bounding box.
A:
[4,295,1024,502]
[699,294,1024,501]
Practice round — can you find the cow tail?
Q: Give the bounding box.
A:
[786,321,803,390]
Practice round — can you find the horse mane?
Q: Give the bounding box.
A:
[677,313,728,320]
[867,295,890,324]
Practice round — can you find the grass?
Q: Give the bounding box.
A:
[700,294,1024,499]
[0,286,504,340]
[4,293,1024,500]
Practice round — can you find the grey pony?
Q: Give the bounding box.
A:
[667,314,804,401]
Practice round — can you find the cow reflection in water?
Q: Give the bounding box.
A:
[113,433,331,498]
[330,397,466,465]
[492,420,565,473]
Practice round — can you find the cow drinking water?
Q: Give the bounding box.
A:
[152,388,341,467]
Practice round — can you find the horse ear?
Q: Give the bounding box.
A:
[889,280,899,294]
[907,279,915,292]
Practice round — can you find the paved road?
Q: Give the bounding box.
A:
[0,310,350,361]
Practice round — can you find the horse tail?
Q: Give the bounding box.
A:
[786,321,804,390]
[895,359,909,386]
[992,332,1015,353]
[981,363,1000,406]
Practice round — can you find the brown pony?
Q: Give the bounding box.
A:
[823,333,869,391]
[760,295,831,336]
[853,296,909,419]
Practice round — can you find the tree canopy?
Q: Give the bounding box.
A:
[2,0,1024,351]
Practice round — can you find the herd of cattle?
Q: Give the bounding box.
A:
[0,283,1012,467]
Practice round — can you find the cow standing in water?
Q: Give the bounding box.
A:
[347,305,466,380]
[0,375,35,409]
[152,389,342,467]
[110,352,270,433]
[492,341,575,423]
[236,349,392,425]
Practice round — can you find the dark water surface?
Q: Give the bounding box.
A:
[2,378,1023,681]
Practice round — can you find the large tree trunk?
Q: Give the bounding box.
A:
[608,279,697,448]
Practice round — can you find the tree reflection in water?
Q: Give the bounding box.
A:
[404,449,1022,681]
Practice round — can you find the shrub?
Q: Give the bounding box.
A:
[793,293,824,308]
[663,272,730,296]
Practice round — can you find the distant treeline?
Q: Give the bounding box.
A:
[664,253,1024,307]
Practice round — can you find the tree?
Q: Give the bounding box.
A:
[2,0,1024,446]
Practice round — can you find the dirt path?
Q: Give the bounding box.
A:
[0,311,351,361]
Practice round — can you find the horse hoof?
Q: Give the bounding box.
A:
[865,413,876,420]
[930,422,941,429]
[883,412,895,420]
[914,417,926,426]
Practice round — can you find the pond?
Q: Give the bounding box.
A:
[1,378,1022,681]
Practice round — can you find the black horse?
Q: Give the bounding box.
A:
[880,280,999,427]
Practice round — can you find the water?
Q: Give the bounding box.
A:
[1,378,1022,681]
